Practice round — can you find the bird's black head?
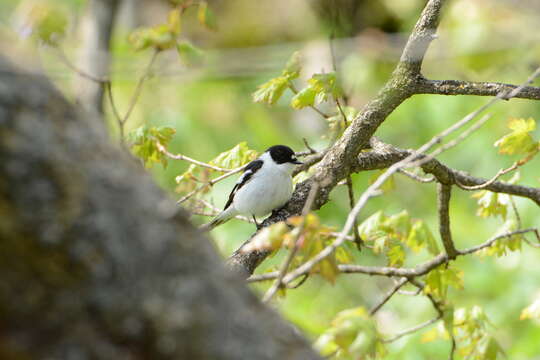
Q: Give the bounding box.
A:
[266,145,303,165]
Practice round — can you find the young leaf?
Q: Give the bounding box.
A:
[13,0,68,45]
[358,211,386,241]
[290,86,317,109]
[520,297,540,320]
[407,220,439,255]
[129,24,176,51]
[282,51,301,80]
[167,8,182,35]
[472,191,510,219]
[197,1,217,30]
[209,142,258,169]
[424,265,464,299]
[290,72,343,109]
[129,126,176,168]
[176,40,205,66]
[479,219,523,257]
[253,76,289,105]
[387,244,406,267]
[494,117,538,155]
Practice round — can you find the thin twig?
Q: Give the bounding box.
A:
[398,169,435,183]
[177,164,247,204]
[55,46,108,83]
[369,278,408,315]
[157,142,231,172]
[193,198,255,223]
[247,228,539,283]
[302,138,318,154]
[455,162,519,190]
[117,49,160,144]
[509,195,524,231]
[382,316,441,343]
[262,183,320,303]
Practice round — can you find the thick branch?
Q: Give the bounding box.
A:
[77,0,120,115]
[437,183,458,259]
[416,79,540,100]
[248,228,537,283]
[352,139,540,206]
[226,0,540,276]
[399,0,445,74]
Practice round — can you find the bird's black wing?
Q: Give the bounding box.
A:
[223,159,264,210]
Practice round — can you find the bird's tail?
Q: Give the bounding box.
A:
[199,207,237,232]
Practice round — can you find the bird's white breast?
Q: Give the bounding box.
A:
[232,153,294,217]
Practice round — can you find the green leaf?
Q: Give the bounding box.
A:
[358,211,386,241]
[424,265,464,299]
[129,24,176,51]
[14,1,68,45]
[176,40,205,66]
[167,8,182,35]
[253,76,289,105]
[129,126,176,168]
[290,72,343,109]
[197,1,217,30]
[472,191,510,219]
[323,307,382,358]
[494,118,538,155]
[520,297,540,320]
[282,51,301,80]
[387,244,405,267]
[290,86,317,109]
[209,142,258,169]
[383,210,411,240]
[407,220,439,254]
[479,219,523,257]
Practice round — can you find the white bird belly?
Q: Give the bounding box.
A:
[233,170,293,217]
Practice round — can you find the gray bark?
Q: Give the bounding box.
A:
[77,0,121,115]
[0,58,321,360]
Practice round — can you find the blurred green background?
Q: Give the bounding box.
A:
[2,0,540,358]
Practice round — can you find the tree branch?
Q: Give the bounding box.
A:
[437,183,458,259]
[77,0,121,115]
[226,0,540,277]
[416,79,540,100]
[248,228,538,282]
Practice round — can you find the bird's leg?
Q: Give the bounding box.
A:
[252,215,261,230]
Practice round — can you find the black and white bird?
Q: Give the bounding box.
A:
[201,145,302,231]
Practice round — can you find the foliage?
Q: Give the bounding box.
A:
[12,0,67,45]
[314,307,386,359]
[422,306,504,360]
[290,72,342,109]
[128,126,176,168]
[357,210,439,266]
[520,296,540,320]
[13,0,540,358]
[494,118,538,155]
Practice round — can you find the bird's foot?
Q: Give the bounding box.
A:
[252,215,261,230]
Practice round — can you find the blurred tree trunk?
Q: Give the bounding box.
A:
[77,0,120,115]
[0,57,321,360]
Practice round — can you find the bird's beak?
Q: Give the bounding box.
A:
[291,159,303,165]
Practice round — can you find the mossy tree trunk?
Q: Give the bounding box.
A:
[0,58,320,360]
